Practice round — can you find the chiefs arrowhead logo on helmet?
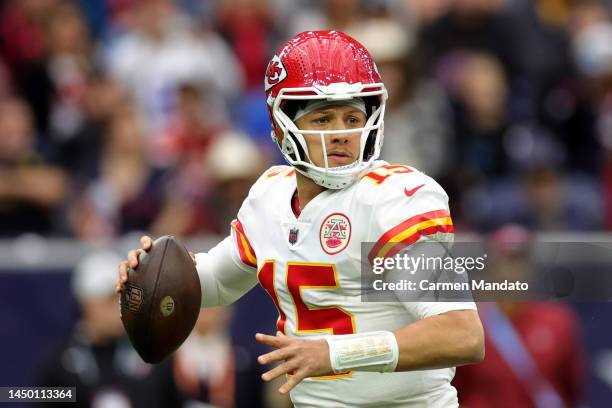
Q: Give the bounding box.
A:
[264,55,287,91]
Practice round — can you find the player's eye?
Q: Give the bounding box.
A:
[346,116,363,127]
[312,115,331,125]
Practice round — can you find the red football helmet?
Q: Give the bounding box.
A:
[265,30,387,189]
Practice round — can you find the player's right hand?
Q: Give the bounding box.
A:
[115,235,197,293]
[116,235,153,293]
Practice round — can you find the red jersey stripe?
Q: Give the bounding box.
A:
[231,219,257,268]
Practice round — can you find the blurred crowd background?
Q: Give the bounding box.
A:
[4,0,612,237]
[0,0,611,407]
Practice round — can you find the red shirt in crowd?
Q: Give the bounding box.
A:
[453,302,585,408]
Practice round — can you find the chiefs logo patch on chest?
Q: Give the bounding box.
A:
[320,213,352,255]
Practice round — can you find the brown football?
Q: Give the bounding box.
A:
[120,235,201,363]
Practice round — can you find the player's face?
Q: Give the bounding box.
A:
[294,105,366,167]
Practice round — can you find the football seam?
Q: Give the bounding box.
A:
[146,236,171,360]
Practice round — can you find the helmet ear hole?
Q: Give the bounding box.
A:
[363,96,379,118]
[363,131,376,161]
[287,132,306,162]
[281,101,302,121]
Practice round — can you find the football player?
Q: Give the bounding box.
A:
[117,30,484,407]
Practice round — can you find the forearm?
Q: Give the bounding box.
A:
[394,310,484,371]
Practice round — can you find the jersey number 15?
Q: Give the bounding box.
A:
[258,261,355,378]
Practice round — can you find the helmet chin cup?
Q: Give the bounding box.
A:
[301,161,362,190]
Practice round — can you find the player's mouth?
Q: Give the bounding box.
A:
[327,150,354,165]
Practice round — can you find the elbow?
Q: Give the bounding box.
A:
[469,332,485,363]
[465,321,485,364]
[440,310,486,365]
[451,310,485,365]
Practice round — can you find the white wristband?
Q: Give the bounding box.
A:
[324,331,399,373]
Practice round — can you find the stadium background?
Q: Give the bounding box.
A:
[0,0,611,406]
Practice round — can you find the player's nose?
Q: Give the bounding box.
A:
[329,121,353,143]
[330,133,349,144]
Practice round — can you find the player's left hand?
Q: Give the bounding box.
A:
[256,331,333,394]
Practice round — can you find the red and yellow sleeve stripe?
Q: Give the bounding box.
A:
[231,219,257,269]
[368,209,454,263]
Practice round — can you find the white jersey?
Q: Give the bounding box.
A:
[196,160,476,408]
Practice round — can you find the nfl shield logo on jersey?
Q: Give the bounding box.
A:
[320,213,352,255]
[289,227,299,245]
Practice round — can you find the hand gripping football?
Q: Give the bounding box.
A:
[120,235,201,363]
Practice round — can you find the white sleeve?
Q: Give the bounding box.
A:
[195,236,259,308]
[367,170,476,319]
[381,238,476,320]
[411,300,477,319]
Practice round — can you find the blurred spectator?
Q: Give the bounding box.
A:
[528,0,604,177]
[216,0,278,90]
[175,308,235,407]
[37,250,183,407]
[350,17,452,177]
[104,0,243,133]
[462,166,603,231]
[420,0,520,79]
[234,89,282,162]
[68,105,165,239]
[441,51,515,227]
[566,0,610,37]
[174,307,268,408]
[0,0,57,132]
[502,0,572,121]
[46,2,93,143]
[451,52,513,178]
[453,224,587,408]
[152,131,266,236]
[521,166,602,230]
[77,0,109,40]
[50,73,128,187]
[405,0,453,28]
[288,0,364,37]
[155,82,228,168]
[0,0,53,72]
[568,3,612,228]
[0,97,67,236]
[202,132,267,227]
